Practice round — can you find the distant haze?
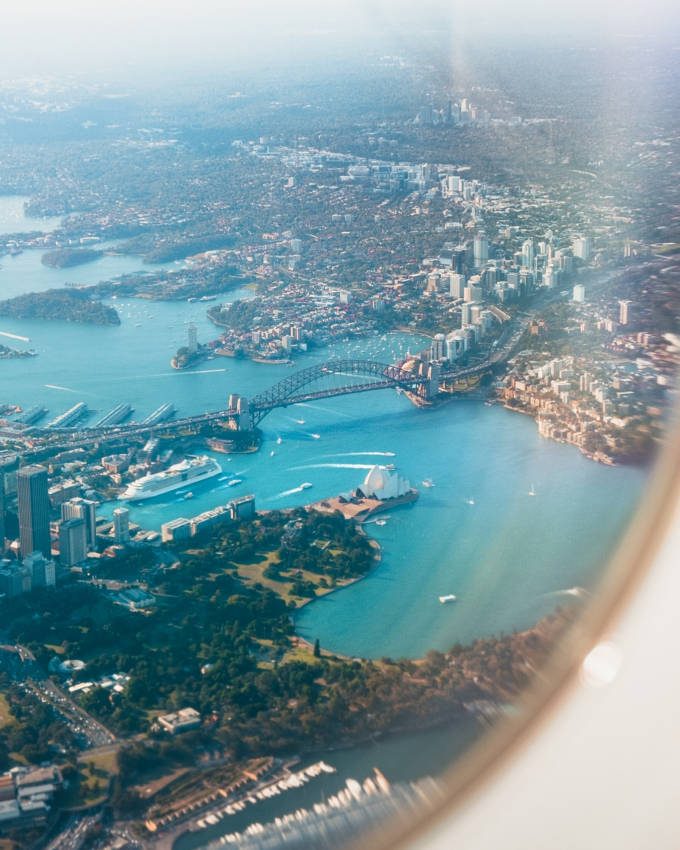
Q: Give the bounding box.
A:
[1,0,679,77]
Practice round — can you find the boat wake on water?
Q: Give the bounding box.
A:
[0,330,30,342]
[290,462,376,471]
[273,483,314,498]
[544,586,589,599]
[321,451,396,458]
[44,384,80,393]
[293,401,354,418]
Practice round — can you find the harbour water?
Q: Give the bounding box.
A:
[0,198,647,659]
[0,194,61,236]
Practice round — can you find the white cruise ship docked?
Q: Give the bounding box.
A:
[119,455,222,501]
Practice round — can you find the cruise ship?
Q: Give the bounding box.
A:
[119,455,222,501]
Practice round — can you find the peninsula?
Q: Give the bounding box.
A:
[41,247,104,268]
[0,289,120,325]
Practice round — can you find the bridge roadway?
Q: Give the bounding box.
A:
[19,321,527,458]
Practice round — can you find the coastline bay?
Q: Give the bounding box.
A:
[0,232,647,662]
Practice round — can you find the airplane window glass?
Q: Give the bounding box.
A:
[0,3,677,850]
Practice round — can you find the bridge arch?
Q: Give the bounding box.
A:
[247,359,426,425]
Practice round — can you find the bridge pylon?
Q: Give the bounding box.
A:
[228,394,254,431]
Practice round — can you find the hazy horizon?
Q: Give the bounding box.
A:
[1,0,679,79]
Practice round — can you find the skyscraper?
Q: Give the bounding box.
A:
[61,498,97,549]
[572,235,593,262]
[17,465,51,558]
[59,518,88,567]
[113,507,130,544]
[473,232,489,268]
[449,273,466,299]
[522,238,535,269]
[23,552,56,588]
[619,299,633,325]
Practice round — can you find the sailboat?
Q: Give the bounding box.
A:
[529,483,536,497]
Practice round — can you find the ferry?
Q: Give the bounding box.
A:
[119,455,221,501]
[439,594,457,604]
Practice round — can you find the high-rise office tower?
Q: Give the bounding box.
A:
[23,552,56,588]
[619,300,633,326]
[572,236,593,262]
[522,238,535,269]
[17,465,51,558]
[113,507,130,544]
[61,498,97,548]
[473,233,489,268]
[449,273,466,299]
[59,518,88,567]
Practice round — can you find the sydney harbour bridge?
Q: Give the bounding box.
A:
[21,353,502,459]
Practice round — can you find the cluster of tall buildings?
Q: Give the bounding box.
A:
[0,465,56,596]
[415,97,491,127]
[0,464,108,597]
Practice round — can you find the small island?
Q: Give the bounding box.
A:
[41,247,104,268]
[0,289,120,326]
[171,344,208,370]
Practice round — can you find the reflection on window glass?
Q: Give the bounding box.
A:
[0,2,677,849]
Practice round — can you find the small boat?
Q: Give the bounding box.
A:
[294,418,305,425]
[466,497,475,505]
[310,433,320,439]
[183,491,194,500]
[227,478,243,486]
[374,519,387,526]
[299,482,313,490]
[276,436,283,445]
[422,478,434,488]
[270,450,276,457]
[439,594,457,604]
[528,483,536,496]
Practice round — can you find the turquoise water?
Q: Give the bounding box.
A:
[0,227,647,661]
[0,194,61,235]
[0,245,183,300]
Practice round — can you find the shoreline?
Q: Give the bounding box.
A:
[501,399,630,467]
[159,711,483,850]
